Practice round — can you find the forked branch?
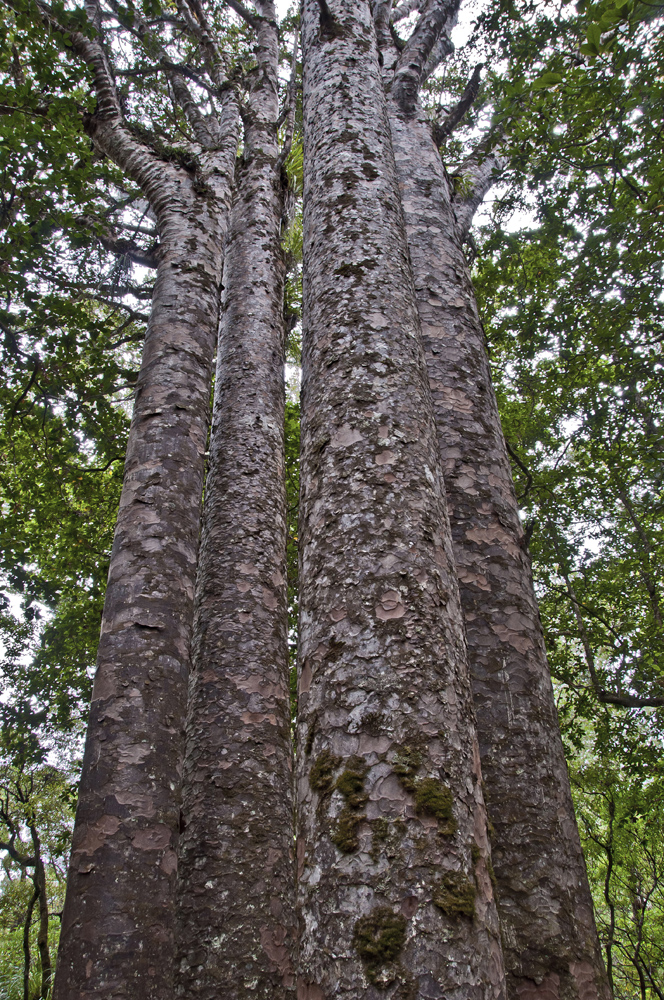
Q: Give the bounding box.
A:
[391,0,461,114]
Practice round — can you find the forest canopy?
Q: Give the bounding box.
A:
[0,0,662,994]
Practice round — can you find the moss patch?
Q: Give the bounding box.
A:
[309,749,340,794]
[392,746,423,793]
[331,807,362,853]
[433,871,476,919]
[353,907,407,984]
[414,778,457,835]
[393,746,456,835]
[335,757,369,808]
[331,756,368,852]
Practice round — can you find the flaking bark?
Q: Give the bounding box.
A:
[297,0,506,996]
[387,103,611,1000]
[53,96,239,1000]
[174,4,296,997]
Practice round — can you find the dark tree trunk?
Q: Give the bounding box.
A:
[387,105,611,1000]
[174,5,296,997]
[296,0,506,997]
[23,884,38,1000]
[54,134,238,999]
[29,825,52,999]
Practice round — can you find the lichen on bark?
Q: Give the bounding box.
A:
[174,5,296,996]
[386,93,611,1000]
[296,0,507,995]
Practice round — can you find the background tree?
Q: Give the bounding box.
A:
[0,753,77,1000]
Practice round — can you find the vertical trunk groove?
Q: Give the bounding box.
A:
[174,6,296,997]
[297,1,506,997]
[54,148,237,1000]
[388,105,611,1000]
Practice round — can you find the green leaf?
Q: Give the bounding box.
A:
[532,71,563,89]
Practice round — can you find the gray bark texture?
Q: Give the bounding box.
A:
[174,6,296,998]
[296,0,506,997]
[386,101,611,1000]
[53,81,239,998]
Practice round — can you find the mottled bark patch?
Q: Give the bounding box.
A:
[370,817,390,860]
[353,907,407,986]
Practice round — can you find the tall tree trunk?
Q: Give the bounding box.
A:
[296,1,506,997]
[174,6,295,997]
[54,134,237,1000]
[387,106,611,1000]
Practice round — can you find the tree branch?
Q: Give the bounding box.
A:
[225,0,263,29]
[106,0,219,148]
[391,0,421,22]
[420,28,454,81]
[432,63,483,144]
[391,0,461,114]
[276,18,300,169]
[504,438,534,502]
[451,132,505,238]
[553,540,664,708]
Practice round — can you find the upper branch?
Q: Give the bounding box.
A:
[26,0,122,120]
[373,0,394,51]
[276,20,300,169]
[451,132,505,238]
[391,0,461,114]
[5,0,178,199]
[432,62,483,144]
[420,28,454,82]
[391,0,421,22]
[225,0,265,30]
[177,0,229,91]
[106,0,220,148]
[561,568,664,709]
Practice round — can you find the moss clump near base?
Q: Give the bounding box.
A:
[433,870,476,919]
[331,806,362,853]
[309,749,341,794]
[353,906,407,984]
[471,843,481,866]
[414,777,457,835]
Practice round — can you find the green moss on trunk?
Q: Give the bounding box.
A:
[432,871,476,919]
[353,907,407,984]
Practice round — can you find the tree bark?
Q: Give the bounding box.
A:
[387,105,611,1000]
[296,1,506,997]
[29,824,52,999]
[174,6,296,998]
[53,131,238,998]
[23,883,38,1000]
